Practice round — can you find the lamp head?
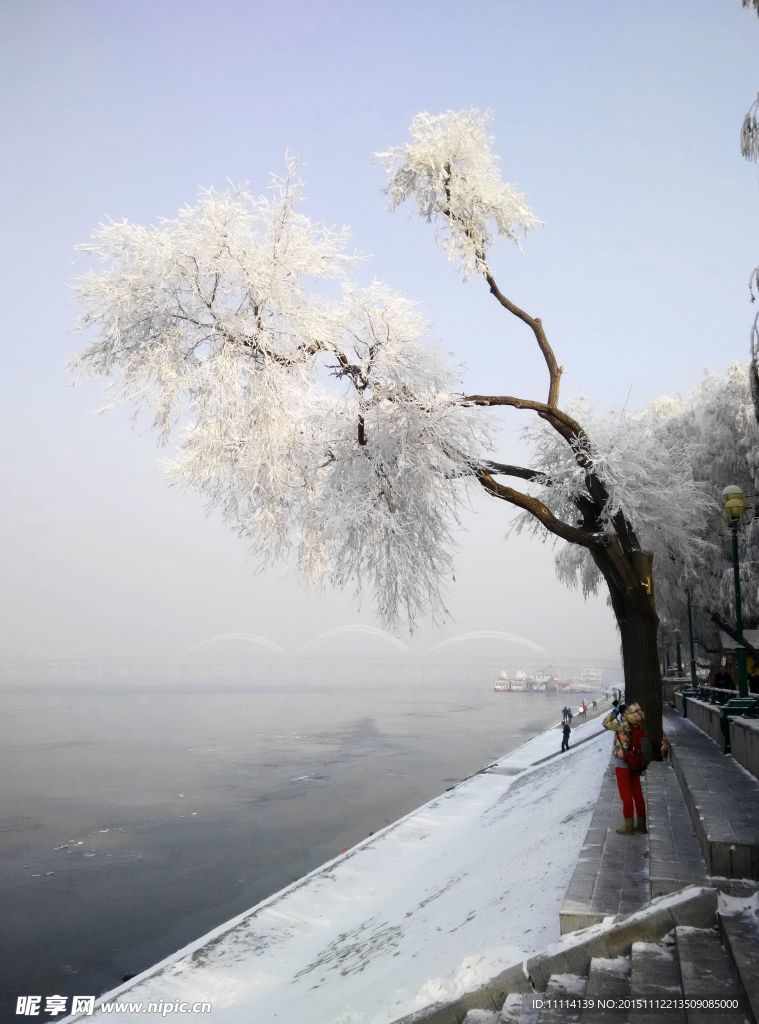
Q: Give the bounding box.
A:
[722,485,747,523]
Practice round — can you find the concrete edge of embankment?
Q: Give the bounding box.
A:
[391,885,718,1024]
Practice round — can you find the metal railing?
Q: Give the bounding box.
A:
[677,684,759,751]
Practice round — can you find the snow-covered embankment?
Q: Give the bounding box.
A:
[62,716,611,1024]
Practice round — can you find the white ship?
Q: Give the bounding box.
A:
[580,667,603,687]
[493,670,527,692]
[494,669,557,693]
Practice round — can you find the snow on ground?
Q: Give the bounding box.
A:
[61,716,611,1024]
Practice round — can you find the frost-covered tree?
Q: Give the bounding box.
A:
[74,109,703,749]
[643,366,759,662]
[738,1,759,421]
[73,162,490,628]
[545,365,759,676]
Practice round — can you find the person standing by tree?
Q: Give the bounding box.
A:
[602,703,653,835]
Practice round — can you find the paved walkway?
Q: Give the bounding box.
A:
[560,757,708,932]
[560,703,759,936]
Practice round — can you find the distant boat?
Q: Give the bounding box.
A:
[494,670,526,692]
[494,668,558,693]
[580,667,603,687]
[493,666,606,694]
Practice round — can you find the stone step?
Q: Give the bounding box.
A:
[674,925,748,1024]
[718,893,759,1024]
[495,993,541,1024]
[461,1010,500,1024]
[666,710,759,879]
[497,993,526,1024]
[644,762,708,900]
[482,904,757,1024]
[528,885,717,993]
[579,955,631,1024]
[536,973,586,1023]
[629,937,683,1024]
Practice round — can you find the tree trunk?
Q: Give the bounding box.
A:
[615,598,664,759]
[592,545,664,759]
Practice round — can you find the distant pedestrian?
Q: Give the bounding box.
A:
[714,667,733,689]
[592,699,597,710]
[567,708,573,725]
[561,721,571,752]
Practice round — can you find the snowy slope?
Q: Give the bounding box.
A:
[61,717,611,1024]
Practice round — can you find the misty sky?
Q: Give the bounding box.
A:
[2,1,757,672]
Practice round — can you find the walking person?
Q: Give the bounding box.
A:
[602,703,653,835]
[561,720,571,752]
[714,667,733,688]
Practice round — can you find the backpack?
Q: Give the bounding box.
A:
[624,725,653,772]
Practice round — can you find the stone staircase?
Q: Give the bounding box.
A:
[468,917,756,1024]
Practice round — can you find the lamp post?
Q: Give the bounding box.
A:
[686,588,697,687]
[674,629,684,676]
[722,484,748,699]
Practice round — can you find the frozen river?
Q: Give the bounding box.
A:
[0,678,594,1019]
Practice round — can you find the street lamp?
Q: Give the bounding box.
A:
[686,588,697,687]
[674,629,684,676]
[722,484,748,699]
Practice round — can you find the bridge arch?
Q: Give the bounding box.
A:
[427,630,545,654]
[299,624,409,653]
[185,632,286,656]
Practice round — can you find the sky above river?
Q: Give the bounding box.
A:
[2,1,757,672]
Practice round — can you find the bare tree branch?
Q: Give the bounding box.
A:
[462,392,584,446]
[481,461,547,482]
[481,270,563,408]
[440,163,562,407]
[476,469,599,547]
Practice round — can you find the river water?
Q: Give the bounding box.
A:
[0,679,595,1019]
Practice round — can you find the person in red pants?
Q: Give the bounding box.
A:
[602,702,653,835]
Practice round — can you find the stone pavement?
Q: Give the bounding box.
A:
[664,708,759,879]
[560,758,708,933]
[645,756,711,898]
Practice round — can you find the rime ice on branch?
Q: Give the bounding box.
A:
[72,160,490,629]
